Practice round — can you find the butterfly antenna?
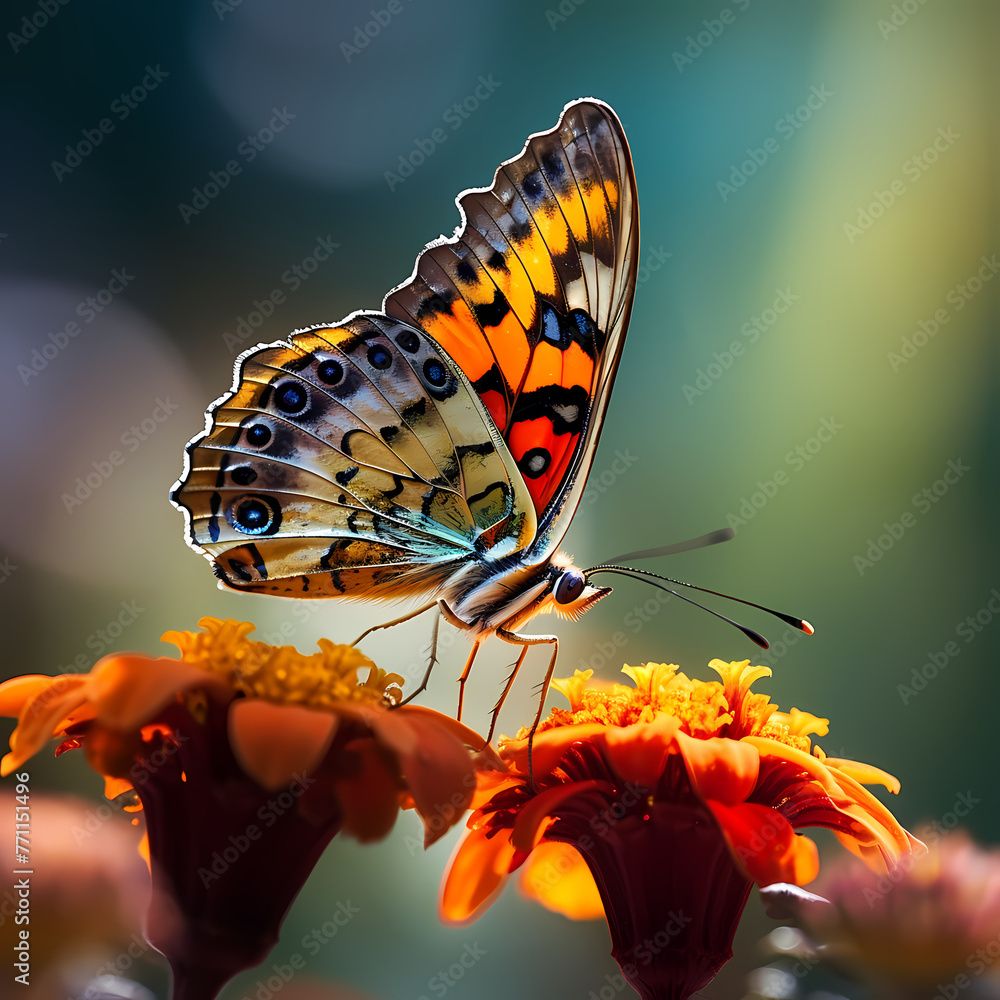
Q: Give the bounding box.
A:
[585,566,770,648]
[603,527,735,563]
[584,565,815,647]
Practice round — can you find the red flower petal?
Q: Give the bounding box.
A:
[518,840,604,920]
[675,731,759,806]
[373,707,478,848]
[602,715,679,788]
[228,700,338,791]
[439,824,517,925]
[707,800,819,886]
[332,739,400,844]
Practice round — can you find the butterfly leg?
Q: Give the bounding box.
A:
[484,646,530,746]
[495,629,559,785]
[396,608,442,707]
[455,642,482,723]
[351,601,437,647]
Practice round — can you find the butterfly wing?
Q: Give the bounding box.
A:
[384,98,639,554]
[171,314,536,597]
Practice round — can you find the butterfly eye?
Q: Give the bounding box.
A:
[317,359,344,385]
[367,345,392,370]
[228,496,280,536]
[245,423,271,447]
[275,381,308,414]
[554,569,586,605]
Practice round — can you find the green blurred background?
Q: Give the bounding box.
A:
[1,1,998,997]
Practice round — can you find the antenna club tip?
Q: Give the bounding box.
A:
[800,620,815,636]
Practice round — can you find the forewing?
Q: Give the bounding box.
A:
[384,98,639,549]
[171,314,536,598]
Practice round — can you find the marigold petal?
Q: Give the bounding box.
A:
[708,800,820,886]
[510,780,614,853]
[228,700,338,791]
[377,707,478,847]
[334,739,400,843]
[1,678,90,775]
[746,737,911,872]
[823,757,900,793]
[602,714,679,788]
[89,655,230,731]
[0,676,63,717]
[440,824,517,925]
[674,731,760,805]
[468,770,520,817]
[500,723,609,777]
[551,670,595,711]
[518,841,604,920]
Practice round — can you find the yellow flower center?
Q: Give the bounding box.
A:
[162,617,403,709]
[534,659,828,753]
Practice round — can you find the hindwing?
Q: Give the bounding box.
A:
[171,314,535,597]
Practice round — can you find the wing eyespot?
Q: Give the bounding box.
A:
[245,423,272,448]
[518,447,551,479]
[317,359,344,385]
[275,381,309,414]
[422,356,458,400]
[394,330,420,353]
[230,466,257,486]
[227,495,282,536]
[367,344,392,370]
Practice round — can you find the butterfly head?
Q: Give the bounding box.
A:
[545,560,611,623]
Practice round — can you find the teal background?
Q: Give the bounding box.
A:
[1,1,997,998]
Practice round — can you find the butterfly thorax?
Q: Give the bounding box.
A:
[441,550,610,637]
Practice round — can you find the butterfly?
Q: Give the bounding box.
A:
[172,99,640,726]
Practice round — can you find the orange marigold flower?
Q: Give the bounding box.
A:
[440,660,916,1000]
[0,618,492,1000]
